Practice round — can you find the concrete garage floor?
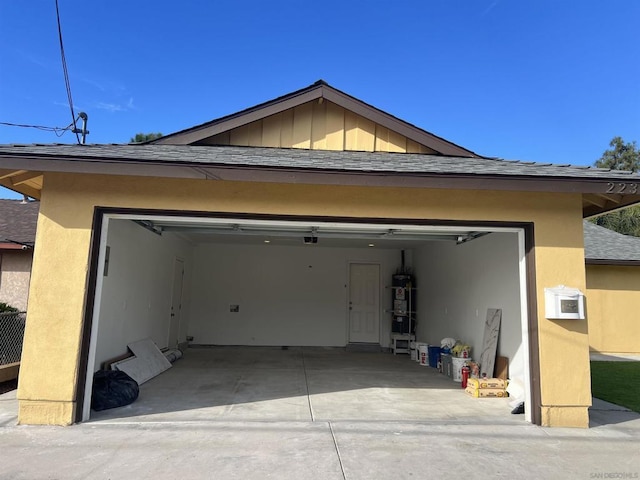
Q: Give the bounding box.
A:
[90,347,519,424]
[0,348,639,479]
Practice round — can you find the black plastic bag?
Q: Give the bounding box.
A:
[91,370,139,411]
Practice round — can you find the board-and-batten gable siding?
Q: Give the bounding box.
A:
[197,100,437,153]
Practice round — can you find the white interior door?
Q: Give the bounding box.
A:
[349,263,380,344]
[168,258,184,348]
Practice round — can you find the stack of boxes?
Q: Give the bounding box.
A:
[465,377,508,398]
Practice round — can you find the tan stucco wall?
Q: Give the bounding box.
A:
[0,251,33,311]
[18,172,591,427]
[586,264,640,355]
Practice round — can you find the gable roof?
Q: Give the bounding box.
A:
[0,82,639,216]
[584,220,640,265]
[152,80,481,157]
[0,199,39,248]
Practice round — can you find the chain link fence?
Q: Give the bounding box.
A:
[0,311,26,366]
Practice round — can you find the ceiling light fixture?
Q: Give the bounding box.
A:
[132,220,162,236]
[456,232,490,245]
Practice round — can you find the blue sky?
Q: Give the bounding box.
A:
[1,1,639,199]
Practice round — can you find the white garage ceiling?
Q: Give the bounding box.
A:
[130,217,491,249]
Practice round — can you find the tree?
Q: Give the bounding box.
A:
[590,137,640,237]
[595,136,639,172]
[130,132,163,143]
[0,302,18,313]
[592,206,640,237]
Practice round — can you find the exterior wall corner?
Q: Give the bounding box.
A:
[17,400,75,426]
[540,405,590,428]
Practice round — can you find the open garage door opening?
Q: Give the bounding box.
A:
[80,211,536,424]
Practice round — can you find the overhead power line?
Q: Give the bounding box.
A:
[55,0,81,144]
[0,121,74,137]
[2,3,88,144]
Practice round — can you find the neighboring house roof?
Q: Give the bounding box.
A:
[0,199,39,249]
[583,220,640,265]
[151,80,481,157]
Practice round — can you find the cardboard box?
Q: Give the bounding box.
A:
[466,377,507,390]
[465,386,508,398]
[495,356,509,381]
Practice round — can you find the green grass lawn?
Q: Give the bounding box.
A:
[590,361,640,413]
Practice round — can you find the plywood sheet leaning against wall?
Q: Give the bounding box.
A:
[479,308,502,378]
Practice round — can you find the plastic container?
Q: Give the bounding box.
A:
[418,344,429,366]
[441,353,452,378]
[427,345,441,368]
[452,357,471,382]
[415,342,426,363]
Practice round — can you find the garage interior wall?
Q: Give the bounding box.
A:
[93,221,524,359]
[414,232,524,379]
[94,220,193,368]
[586,264,640,355]
[188,243,403,347]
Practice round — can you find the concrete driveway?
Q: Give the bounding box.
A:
[1,347,639,479]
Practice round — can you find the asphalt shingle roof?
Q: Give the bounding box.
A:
[0,199,39,245]
[1,144,639,180]
[583,221,640,262]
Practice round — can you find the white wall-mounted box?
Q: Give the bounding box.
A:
[544,285,585,320]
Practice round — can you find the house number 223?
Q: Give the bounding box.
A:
[606,182,639,194]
